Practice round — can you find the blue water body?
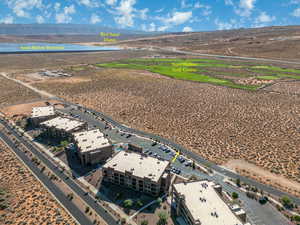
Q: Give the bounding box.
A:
[0,42,121,53]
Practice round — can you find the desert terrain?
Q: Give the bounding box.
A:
[0,139,75,225]
[0,49,158,72]
[119,26,300,61]
[27,66,300,190]
[0,75,41,107]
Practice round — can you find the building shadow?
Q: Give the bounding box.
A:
[97,181,160,215]
[63,147,99,177]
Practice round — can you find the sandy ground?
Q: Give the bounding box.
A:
[0,138,75,225]
[0,75,41,107]
[30,67,300,192]
[41,77,93,84]
[0,99,61,118]
[225,159,300,196]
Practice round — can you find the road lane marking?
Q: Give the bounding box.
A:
[172,151,180,163]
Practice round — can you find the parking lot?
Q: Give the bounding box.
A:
[58,106,202,179]
[57,105,293,225]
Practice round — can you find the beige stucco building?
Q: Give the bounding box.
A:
[102,151,171,196]
[73,129,113,166]
[172,180,247,225]
[30,106,56,126]
[40,116,87,139]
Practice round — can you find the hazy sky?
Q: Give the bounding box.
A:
[0,0,300,32]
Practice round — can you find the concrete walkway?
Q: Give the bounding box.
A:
[129,193,167,220]
[11,121,136,225]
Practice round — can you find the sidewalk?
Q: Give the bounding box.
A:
[12,121,137,225]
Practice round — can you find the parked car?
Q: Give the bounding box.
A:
[179,158,186,163]
[151,142,157,146]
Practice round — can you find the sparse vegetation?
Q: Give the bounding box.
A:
[33,63,300,193]
[232,192,239,199]
[123,199,133,208]
[0,140,75,224]
[157,212,168,225]
[281,196,293,209]
[141,220,149,225]
[0,76,41,107]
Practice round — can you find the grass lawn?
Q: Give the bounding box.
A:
[96,62,259,90]
[252,65,300,74]
[96,58,300,90]
[71,66,86,71]
[256,75,279,80]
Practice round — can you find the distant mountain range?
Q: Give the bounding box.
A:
[0,24,152,35]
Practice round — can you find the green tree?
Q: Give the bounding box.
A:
[121,218,126,225]
[236,178,241,187]
[60,140,69,148]
[192,160,196,170]
[232,192,239,199]
[281,196,293,208]
[123,199,133,208]
[136,199,143,208]
[157,211,168,225]
[293,215,300,222]
[157,197,162,206]
[141,220,149,225]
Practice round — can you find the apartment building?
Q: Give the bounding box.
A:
[102,151,171,196]
[172,180,247,225]
[30,106,56,126]
[73,129,113,166]
[40,116,87,139]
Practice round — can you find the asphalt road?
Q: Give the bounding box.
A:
[0,118,119,225]
[155,47,300,65]
[63,102,300,206]
[60,106,292,225]
[0,130,94,225]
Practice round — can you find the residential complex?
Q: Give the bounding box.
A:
[73,129,113,166]
[40,116,87,139]
[102,151,171,196]
[172,180,247,225]
[30,106,56,126]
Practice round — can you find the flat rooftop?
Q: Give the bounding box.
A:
[73,129,111,153]
[32,106,55,118]
[103,151,169,183]
[173,180,244,225]
[41,116,85,132]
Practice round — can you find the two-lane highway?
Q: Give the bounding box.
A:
[0,118,119,225]
[64,102,300,206]
[0,129,94,225]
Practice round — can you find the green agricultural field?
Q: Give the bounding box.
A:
[256,75,279,80]
[71,66,86,71]
[96,58,300,90]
